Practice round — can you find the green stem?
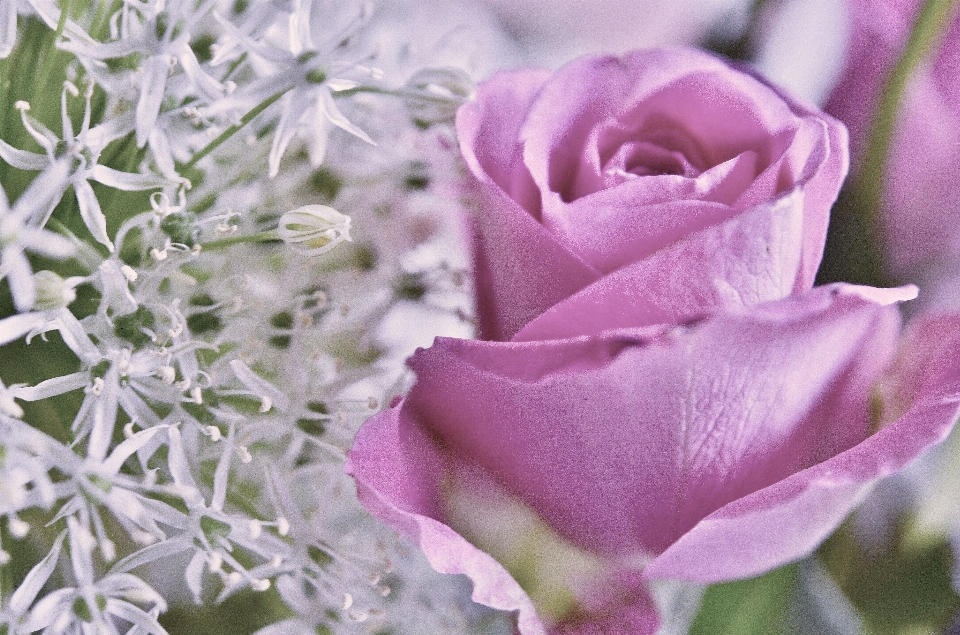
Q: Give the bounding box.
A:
[200,229,280,251]
[181,89,288,170]
[335,85,466,104]
[856,0,960,227]
[33,0,73,104]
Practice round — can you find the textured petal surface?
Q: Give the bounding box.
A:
[645,309,960,581]
[513,190,806,340]
[402,285,910,560]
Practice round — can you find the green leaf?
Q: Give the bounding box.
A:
[689,563,799,635]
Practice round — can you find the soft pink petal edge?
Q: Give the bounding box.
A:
[645,292,960,583]
[346,405,548,635]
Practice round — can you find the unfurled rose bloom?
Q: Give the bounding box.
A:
[347,48,960,633]
[459,47,848,342]
[826,0,960,309]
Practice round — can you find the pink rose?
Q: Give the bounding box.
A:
[347,49,960,633]
[459,48,848,342]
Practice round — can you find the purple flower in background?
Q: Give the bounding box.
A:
[826,0,960,309]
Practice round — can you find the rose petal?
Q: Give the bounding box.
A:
[513,189,807,340]
[404,284,908,559]
[521,49,804,219]
[458,69,602,340]
[468,183,600,341]
[457,68,553,217]
[346,404,548,635]
[644,320,960,581]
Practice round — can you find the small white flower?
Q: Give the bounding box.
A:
[277,205,352,256]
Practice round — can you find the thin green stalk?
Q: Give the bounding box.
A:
[200,229,280,251]
[336,84,464,104]
[856,0,960,226]
[181,89,288,170]
[33,0,74,105]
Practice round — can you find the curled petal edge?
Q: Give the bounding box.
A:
[346,406,548,635]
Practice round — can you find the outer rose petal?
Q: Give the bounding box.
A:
[513,189,806,341]
[402,284,913,560]
[345,404,549,635]
[458,68,601,341]
[644,311,960,581]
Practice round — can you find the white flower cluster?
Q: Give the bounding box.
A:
[0,1,509,633]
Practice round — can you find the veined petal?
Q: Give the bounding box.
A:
[109,538,192,576]
[20,587,75,631]
[6,248,37,311]
[0,138,48,170]
[173,41,224,103]
[14,371,89,401]
[87,366,120,463]
[21,226,75,258]
[105,599,170,635]
[166,426,201,496]
[75,179,116,251]
[229,359,290,412]
[102,426,167,475]
[11,159,70,222]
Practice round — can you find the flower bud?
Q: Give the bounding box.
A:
[277,205,352,256]
[32,270,76,310]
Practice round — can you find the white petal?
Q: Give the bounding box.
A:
[6,248,36,311]
[0,2,16,59]
[174,42,224,102]
[87,366,120,463]
[0,311,45,346]
[229,359,290,412]
[74,179,115,251]
[0,138,47,170]
[11,159,69,222]
[267,89,310,178]
[211,424,233,511]
[14,371,89,401]
[20,587,75,631]
[102,426,166,475]
[89,164,170,191]
[165,426,200,494]
[185,550,206,603]
[9,530,67,615]
[320,87,374,145]
[108,538,191,576]
[105,599,170,635]
[67,516,96,585]
[135,55,172,148]
[21,226,75,258]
